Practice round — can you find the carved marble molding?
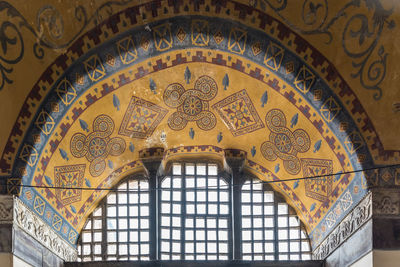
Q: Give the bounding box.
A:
[313,192,372,260]
[13,197,77,262]
[371,188,400,216]
[0,195,13,223]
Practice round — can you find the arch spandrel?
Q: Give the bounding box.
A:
[0,1,397,250]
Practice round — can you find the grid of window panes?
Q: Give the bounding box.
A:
[159,163,231,260]
[78,206,103,261]
[106,179,150,260]
[241,179,311,260]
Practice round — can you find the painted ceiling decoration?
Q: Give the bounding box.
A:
[0,0,399,253]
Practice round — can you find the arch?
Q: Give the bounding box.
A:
[0,2,382,250]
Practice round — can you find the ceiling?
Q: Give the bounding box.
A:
[0,0,399,250]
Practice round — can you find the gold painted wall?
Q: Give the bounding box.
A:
[0,0,399,248]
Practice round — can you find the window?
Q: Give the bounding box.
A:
[159,163,230,260]
[77,162,311,262]
[77,177,150,261]
[241,179,311,261]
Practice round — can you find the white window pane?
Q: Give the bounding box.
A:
[107,206,116,217]
[141,219,149,229]
[197,191,206,202]
[196,230,205,240]
[196,218,205,228]
[130,231,138,242]
[161,241,169,252]
[208,164,217,175]
[278,216,288,227]
[242,230,251,241]
[254,230,263,240]
[161,203,170,213]
[196,242,205,253]
[185,242,194,253]
[207,218,216,228]
[264,217,274,227]
[220,191,229,202]
[107,194,116,204]
[84,220,92,230]
[208,178,218,187]
[142,244,149,254]
[208,242,217,253]
[141,206,149,216]
[290,241,300,252]
[186,178,195,188]
[254,242,263,253]
[265,242,274,252]
[197,204,206,214]
[207,230,217,240]
[93,219,102,229]
[129,193,138,204]
[172,217,181,227]
[264,192,274,202]
[140,231,149,242]
[108,244,116,254]
[161,216,170,227]
[107,219,116,229]
[242,193,251,202]
[119,218,128,229]
[186,218,193,228]
[219,231,228,240]
[219,219,228,228]
[254,218,263,228]
[119,231,128,242]
[290,229,299,239]
[173,178,181,188]
[108,231,116,242]
[197,177,206,187]
[129,218,138,228]
[172,242,181,252]
[173,164,181,175]
[119,206,127,216]
[197,164,206,175]
[279,229,288,240]
[252,192,262,203]
[302,241,310,251]
[140,193,149,203]
[242,218,251,228]
[82,232,91,243]
[161,229,170,239]
[173,192,181,201]
[278,203,288,214]
[208,204,218,214]
[172,229,180,240]
[186,164,195,175]
[94,232,102,242]
[162,177,171,188]
[264,205,274,215]
[118,193,127,204]
[186,230,194,240]
[187,204,195,214]
[265,230,274,240]
[162,191,170,201]
[279,242,288,252]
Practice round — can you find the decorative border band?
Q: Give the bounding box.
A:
[312,191,372,260]
[13,197,77,262]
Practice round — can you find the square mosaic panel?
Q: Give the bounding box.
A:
[119,96,168,138]
[212,89,264,136]
[301,158,333,203]
[54,164,85,205]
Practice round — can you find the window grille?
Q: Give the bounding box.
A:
[77,176,150,261]
[241,179,311,260]
[159,163,231,260]
[77,162,311,262]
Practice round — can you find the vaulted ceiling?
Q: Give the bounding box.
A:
[0,0,399,250]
